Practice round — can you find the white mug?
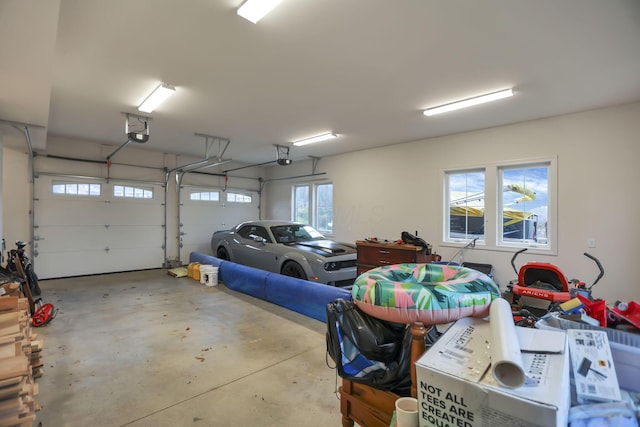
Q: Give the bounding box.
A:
[395,397,419,427]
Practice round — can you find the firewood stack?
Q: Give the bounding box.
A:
[0,282,43,427]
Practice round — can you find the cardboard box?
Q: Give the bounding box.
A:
[567,329,621,403]
[416,317,570,427]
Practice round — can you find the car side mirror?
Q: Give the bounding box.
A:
[253,235,266,244]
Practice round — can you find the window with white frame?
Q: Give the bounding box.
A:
[443,159,555,251]
[315,183,333,233]
[293,185,310,224]
[292,182,333,234]
[498,163,551,248]
[113,184,153,199]
[52,181,101,196]
[190,191,220,201]
[446,170,486,242]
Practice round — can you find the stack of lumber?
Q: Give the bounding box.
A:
[0,292,42,427]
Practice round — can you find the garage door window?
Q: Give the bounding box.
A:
[52,181,101,196]
[190,191,220,201]
[113,185,153,199]
[226,192,252,203]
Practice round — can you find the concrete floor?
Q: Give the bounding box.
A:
[34,269,344,427]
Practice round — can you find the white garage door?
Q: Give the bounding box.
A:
[34,175,165,279]
[179,186,259,264]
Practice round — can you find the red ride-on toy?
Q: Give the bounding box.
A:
[507,249,604,312]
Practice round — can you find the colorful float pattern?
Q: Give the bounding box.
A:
[352,263,500,324]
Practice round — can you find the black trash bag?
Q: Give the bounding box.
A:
[326,298,413,394]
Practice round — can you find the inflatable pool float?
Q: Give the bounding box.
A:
[352,263,500,324]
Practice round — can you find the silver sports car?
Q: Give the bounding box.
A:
[210,220,357,287]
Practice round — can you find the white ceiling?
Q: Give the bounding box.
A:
[1,0,639,166]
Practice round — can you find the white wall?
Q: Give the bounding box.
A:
[2,146,31,258]
[264,102,640,303]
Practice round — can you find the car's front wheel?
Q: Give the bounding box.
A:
[281,261,307,280]
[217,247,230,260]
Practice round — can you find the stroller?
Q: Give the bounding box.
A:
[507,248,604,313]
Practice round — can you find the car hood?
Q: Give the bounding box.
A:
[285,240,356,258]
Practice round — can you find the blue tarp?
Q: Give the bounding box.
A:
[189,252,351,322]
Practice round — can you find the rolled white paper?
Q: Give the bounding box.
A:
[489,298,525,388]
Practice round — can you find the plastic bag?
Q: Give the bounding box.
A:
[326,298,412,393]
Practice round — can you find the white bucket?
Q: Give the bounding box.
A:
[199,265,213,284]
[201,266,218,287]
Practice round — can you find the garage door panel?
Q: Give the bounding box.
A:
[103,226,163,249]
[102,246,163,271]
[105,201,164,225]
[36,246,163,278]
[35,226,108,252]
[35,200,110,225]
[36,250,114,278]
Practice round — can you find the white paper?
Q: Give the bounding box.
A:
[490,298,526,388]
[516,327,565,353]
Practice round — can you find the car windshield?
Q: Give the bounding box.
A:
[270,224,325,243]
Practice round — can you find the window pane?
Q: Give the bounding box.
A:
[89,184,101,196]
[66,184,78,195]
[447,170,485,241]
[294,185,309,224]
[77,183,90,195]
[52,184,66,194]
[501,165,548,245]
[315,183,333,233]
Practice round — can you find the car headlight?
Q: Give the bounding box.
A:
[324,260,356,271]
[324,262,339,271]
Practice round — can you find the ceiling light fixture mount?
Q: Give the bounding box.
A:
[423,88,514,117]
[292,132,337,146]
[138,83,176,113]
[237,0,283,24]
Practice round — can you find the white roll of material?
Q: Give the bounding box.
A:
[490,298,526,388]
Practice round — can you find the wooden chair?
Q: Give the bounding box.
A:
[338,322,430,427]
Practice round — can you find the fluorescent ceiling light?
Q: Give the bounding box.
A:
[138,83,175,113]
[292,132,337,146]
[423,88,514,117]
[237,0,283,24]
